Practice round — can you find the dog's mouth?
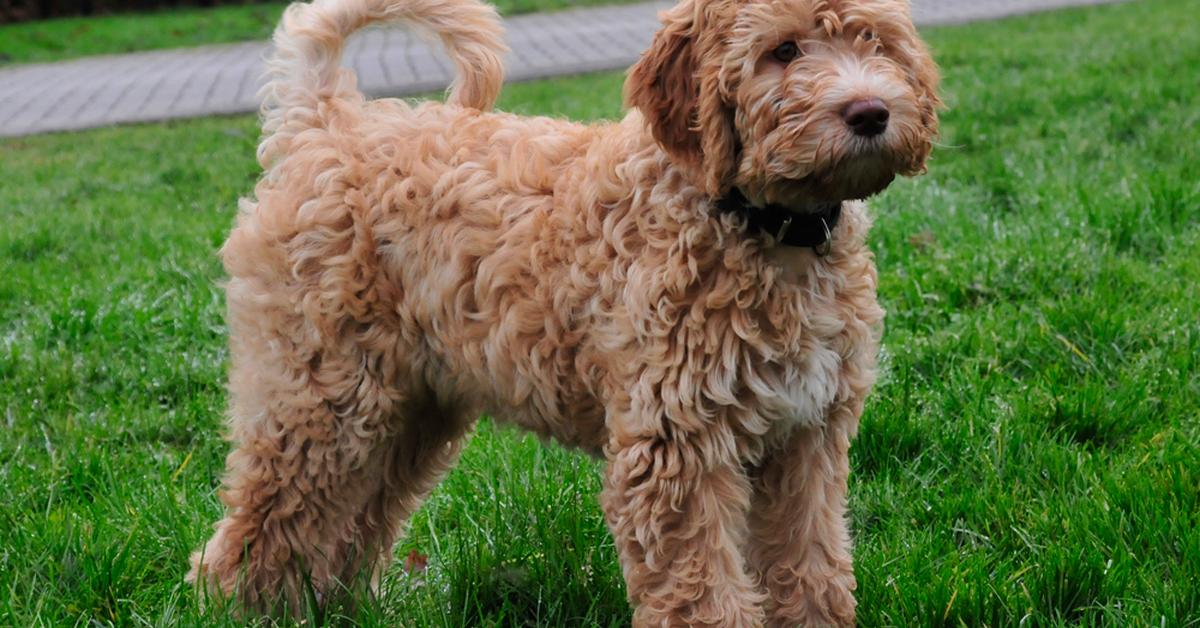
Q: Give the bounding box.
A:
[814,169,896,202]
[768,167,896,211]
[814,142,907,198]
[756,139,907,210]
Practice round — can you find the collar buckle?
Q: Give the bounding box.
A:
[774,215,794,242]
[813,217,833,256]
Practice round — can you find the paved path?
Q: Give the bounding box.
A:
[0,0,1124,137]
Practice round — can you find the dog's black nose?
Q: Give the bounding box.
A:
[842,98,890,137]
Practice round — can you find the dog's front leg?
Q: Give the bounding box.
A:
[601,428,767,627]
[745,404,860,627]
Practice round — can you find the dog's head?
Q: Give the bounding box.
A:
[626,0,941,207]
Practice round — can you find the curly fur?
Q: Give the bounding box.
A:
[187,0,939,623]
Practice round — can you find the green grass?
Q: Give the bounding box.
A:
[0,0,633,65]
[0,2,285,65]
[1,0,1198,624]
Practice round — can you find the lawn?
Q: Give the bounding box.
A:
[1,0,1198,624]
[0,0,635,65]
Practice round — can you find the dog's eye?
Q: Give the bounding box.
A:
[861,30,877,42]
[772,41,801,63]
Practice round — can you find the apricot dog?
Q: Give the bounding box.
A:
[188,0,939,623]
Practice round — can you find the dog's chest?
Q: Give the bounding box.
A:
[753,247,857,431]
[753,322,844,432]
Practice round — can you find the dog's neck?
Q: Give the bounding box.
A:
[716,188,842,254]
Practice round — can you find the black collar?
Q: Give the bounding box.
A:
[716,188,842,254]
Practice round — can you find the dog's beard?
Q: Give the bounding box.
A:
[739,107,931,210]
[739,132,905,209]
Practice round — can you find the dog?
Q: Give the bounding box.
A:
[187,0,940,623]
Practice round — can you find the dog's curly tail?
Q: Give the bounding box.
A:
[258,0,507,162]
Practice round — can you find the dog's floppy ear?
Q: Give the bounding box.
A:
[911,49,942,174]
[898,33,943,175]
[625,0,737,196]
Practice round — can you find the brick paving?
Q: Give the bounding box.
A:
[0,0,1125,137]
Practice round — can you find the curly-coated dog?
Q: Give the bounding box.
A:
[187,0,940,623]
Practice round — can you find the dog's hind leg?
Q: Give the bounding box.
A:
[186,276,470,615]
[745,407,860,627]
[339,391,475,591]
